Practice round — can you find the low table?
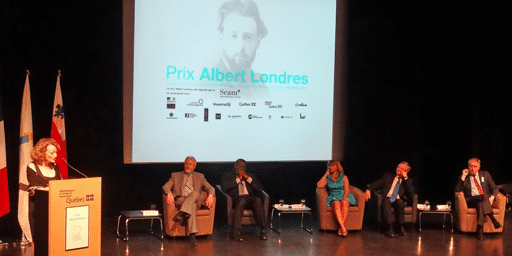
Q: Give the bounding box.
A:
[117,210,164,241]
[270,205,313,234]
[418,208,453,233]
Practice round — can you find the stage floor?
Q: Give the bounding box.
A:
[1,212,511,256]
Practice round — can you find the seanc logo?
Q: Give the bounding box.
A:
[220,89,240,96]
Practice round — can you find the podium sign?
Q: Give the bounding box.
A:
[49,177,101,255]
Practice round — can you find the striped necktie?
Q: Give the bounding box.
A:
[183,173,193,197]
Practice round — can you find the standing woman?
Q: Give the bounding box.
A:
[317,160,350,237]
[27,138,62,256]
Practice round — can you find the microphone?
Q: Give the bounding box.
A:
[61,158,88,178]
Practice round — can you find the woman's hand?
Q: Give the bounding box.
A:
[365,190,371,201]
[317,170,330,188]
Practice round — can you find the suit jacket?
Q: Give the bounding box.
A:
[455,170,498,199]
[221,172,264,200]
[368,173,415,202]
[162,171,215,198]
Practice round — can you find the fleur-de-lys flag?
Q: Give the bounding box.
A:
[0,96,9,218]
[18,72,33,242]
[51,71,67,179]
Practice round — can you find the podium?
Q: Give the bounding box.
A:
[49,177,101,255]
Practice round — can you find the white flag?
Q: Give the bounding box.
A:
[18,73,33,243]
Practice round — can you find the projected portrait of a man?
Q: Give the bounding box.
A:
[217,0,267,75]
[213,0,270,98]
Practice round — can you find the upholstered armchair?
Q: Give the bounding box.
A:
[215,185,269,227]
[162,191,216,237]
[316,185,365,231]
[498,184,512,211]
[454,191,505,233]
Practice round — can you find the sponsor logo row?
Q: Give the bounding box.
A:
[166,110,306,121]
[166,97,307,110]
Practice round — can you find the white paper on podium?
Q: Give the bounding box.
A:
[65,205,89,251]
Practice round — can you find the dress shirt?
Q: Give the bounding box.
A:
[470,173,483,196]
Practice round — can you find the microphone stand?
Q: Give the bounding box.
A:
[61,158,88,178]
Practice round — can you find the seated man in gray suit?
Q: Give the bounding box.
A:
[455,158,501,240]
[162,156,215,245]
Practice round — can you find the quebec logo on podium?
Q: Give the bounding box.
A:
[49,177,101,255]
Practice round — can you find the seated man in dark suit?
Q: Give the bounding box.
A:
[455,158,501,240]
[221,159,267,242]
[162,156,215,245]
[365,161,415,238]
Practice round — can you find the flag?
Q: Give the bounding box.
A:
[0,96,9,218]
[18,72,33,243]
[51,71,67,179]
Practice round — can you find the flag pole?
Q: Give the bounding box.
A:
[18,71,34,244]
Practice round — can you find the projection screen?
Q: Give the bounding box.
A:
[123,0,346,163]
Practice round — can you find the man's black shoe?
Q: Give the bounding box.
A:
[488,214,502,229]
[173,211,191,224]
[399,226,407,236]
[477,226,485,241]
[189,234,197,245]
[478,231,484,241]
[492,220,502,229]
[260,230,267,240]
[386,229,394,238]
[231,230,243,242]
[172,213,183,223]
